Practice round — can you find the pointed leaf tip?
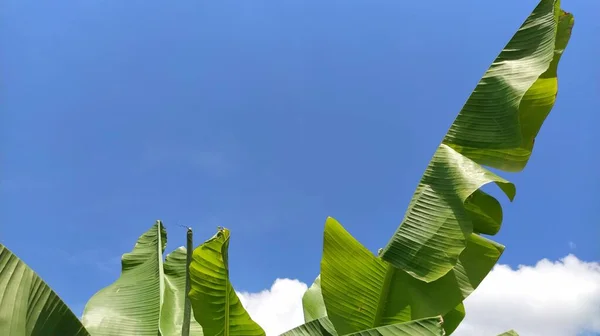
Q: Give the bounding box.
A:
[82,221,167,335]
[380,0,572,282]
[189,228,264,336]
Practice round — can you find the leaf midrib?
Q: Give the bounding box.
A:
[223,234,230,336]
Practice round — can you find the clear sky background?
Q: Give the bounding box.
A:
[2,0,599,335]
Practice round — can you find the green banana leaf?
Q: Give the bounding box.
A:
[82,221,202,336]
[161,247,203,336]
[303,276,464,335]
[302,274,464,335]
[300,279,338,336]
[380,0,574,282]
[440,303,465,335]
[82,220,166,335]
[188,227,265,336]
[280,316,444,336]
[302,275,326,323]
[465,189,503,235]
[280,317,337,336]
[0,244,90,336]
[497,331,519,336]
[320,217,501,335]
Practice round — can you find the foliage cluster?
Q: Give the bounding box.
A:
[0,1,574,335]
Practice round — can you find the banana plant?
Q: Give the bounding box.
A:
[0,0,575,335]
[380,0,574,283]
[0,221,205,336]
[300,0,573,334]
[82,221,203,336]
[302,218,480,335]
[186,225,449,336]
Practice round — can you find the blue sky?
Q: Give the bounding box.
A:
[1,0,599,330]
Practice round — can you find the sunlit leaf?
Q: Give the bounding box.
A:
[188,228,265,336]
[161,246,203,336]
[0,245,90,336]
[381,0,574,282]
[302,275,327,323]
[321,218,501,335]
[82,221,167,336]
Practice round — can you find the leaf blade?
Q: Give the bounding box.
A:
[441,303,465,335]
[302,275,327,323]
[0,245,90,336]
[188,228,265,336]
[81,220,167,336]
[279,317,337,336]
[321,218,501,334]
[381,0,574,282]
[161,246,203,336]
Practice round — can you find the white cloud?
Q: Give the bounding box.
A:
[238,279,308,335]
[239,255,600,336]
[455,255,600,336]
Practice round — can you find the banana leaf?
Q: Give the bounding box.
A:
[161,247,203,336]
[320,217,501,335]
[379,0,574,282]
[188,227,265,336]
[0,244,90,336]
[302,275,326,323]
[82,221,202,336]
[440,303,465,335]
